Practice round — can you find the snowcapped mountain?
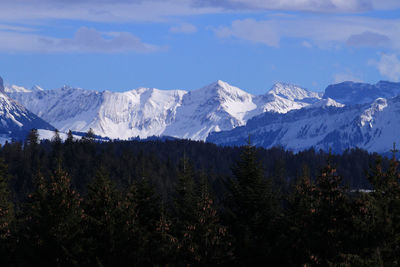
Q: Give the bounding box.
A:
[9,86,186,140]
[163,80,257,140]
[0,78,54,141]
[5,84,44,93]
[268,82,322,102]
[323,81,400,105]
[8,80,322,140]
[5,75,400,153]
[251,82,322,116]
[207,96,400,153]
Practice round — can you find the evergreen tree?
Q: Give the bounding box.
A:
[174,156,197,231]
[65,129,74,144]
[20,168,84,266]
[0,158,14,264]
[26,128,39,147]
[51,129,63,169]
[181,174,233,265]
[226,140,279,265]
[299,157,351,266]
[151,204,179,266]
[25,128,41,177]
[285,163,315,266]
[82,128,96,142]
[121,176,161,265]
[367,146,400,265]
[83,167,123,266]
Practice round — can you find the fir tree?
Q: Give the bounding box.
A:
[121,176,161,265]
[65,129,74,144]
[285,163,315,266]
[82,128,96,142]
[226,140,279,265]
[174,156,197,231]
[305,157,351,266]
[83,167,123,266]
[151,204,179,266]
[367,146,400,265]
[20,168,84,266]
[181,174,233,265]
[0,158,14,264]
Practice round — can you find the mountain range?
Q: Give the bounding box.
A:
[3,76,400,153]
[7,80,322,141]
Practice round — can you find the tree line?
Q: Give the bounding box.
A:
[0,129,399,266]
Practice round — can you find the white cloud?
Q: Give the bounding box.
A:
[169,23,197,33]
[374,53,400,82]
[334,72,363,83]
[0,0,398,25]
[0,0,221,23]
[0,24,37,32]
[196,0,374,13]
[216,19,280,47]
[215,16,400,49]
[0,27,160,53]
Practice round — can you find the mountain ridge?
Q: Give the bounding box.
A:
[6,77,400,153]
[8,79,322,140]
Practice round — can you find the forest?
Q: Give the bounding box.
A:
[0,129,399,266]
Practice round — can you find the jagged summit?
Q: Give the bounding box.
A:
[5,84,44,93]
[6,76,400,150]
[0,87,54,140]
[196,80,250,97]
[31,85,44,92]
[268,82,321,101]
[6,79,324,141]
[305,98,345,109]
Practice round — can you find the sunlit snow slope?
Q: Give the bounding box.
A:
[9,80,321,140]
[207,96,400,153]
[0,77,54,141]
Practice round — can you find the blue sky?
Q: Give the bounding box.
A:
[0,0,399,94]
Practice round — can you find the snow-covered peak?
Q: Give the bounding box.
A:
[360,98,388,128]
[196,80,251,99]
[31,85,44,92]
[268,82,321,101]
[305,98,345,109]
[5,85,31,93]
[4,83,44,93]
[0,89,54,139]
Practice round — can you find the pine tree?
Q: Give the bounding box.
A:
[174,156,197,231]
[83,167,123,266]
[226,140,279,265]
[26,128,39,147]
[181,174,233,265]
[51,129,63,169]
[82,128,96,142]
[65,129,74,144]
[0,158,14,264]
[20,168,84,266]
[121,176,161,265]
[25,128,41,177]
[285,163,315,266]
[367,146,400,265]
[151,204,179,266]
[305,156,351,266]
